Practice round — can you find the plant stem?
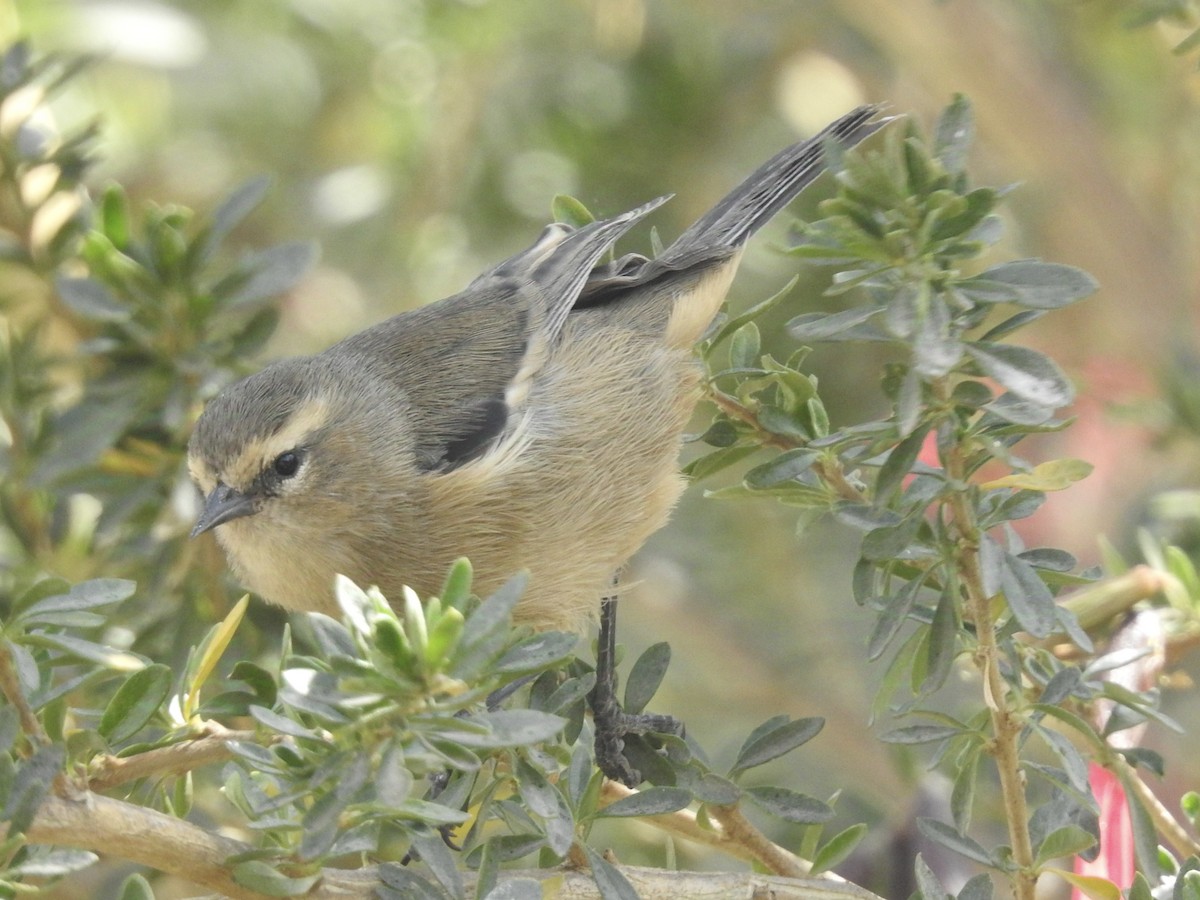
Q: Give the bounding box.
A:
[936,379,1036,900]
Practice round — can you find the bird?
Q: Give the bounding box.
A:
[188,105,884,782]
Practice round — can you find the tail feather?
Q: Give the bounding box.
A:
[664,104,884,258]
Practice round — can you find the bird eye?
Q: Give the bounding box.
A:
[273,451,300,478]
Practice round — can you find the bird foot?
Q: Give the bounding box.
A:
[590,690,684,787]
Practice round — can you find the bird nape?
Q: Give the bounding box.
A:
[188,104,887,787]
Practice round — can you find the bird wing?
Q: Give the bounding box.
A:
[341,196,668,470]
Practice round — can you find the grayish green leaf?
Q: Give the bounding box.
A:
[976,260,1098,309]
[744,448,820,489]
[915,852,948,900]
[787,305,881,341]
[99,664,172,744]
[55,276,128,322]
[966,342,1074,409]
[624,642,670,715]
[933,94,973,174]
[731,716,824,774]
[916,818,995,867]
[999,550,1057,638]
[597,785,691,818]
[583,844,640,900]
[744,786,833,824]
[809,823,867,875]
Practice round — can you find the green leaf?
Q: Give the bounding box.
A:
[998,550,1057,638]
[440,557,474,611]
[1129,874,1154,900]
[966,342,1074,409]
[744,448,820,489]
[921,589,959,694]
[7,848,99,878]
[27,632,144,671]
[493,631,577,675]
[1035,824,1096,866]
[624,642,671,715]
[879,724,961,745]
[915,852,948,900]
[582,844,640,900]
[453,710,565,747]
[730,716,823,775]
[957,874,993,900]
[916,818,996,867]
[744,786,833,824]
[933,94,973,174]
[867,576,923,660]
[974,260,1098,309]
[688,772,741,805]
[248,704,324,741]
[225,241,318,306]
[597,786,691,818]
[4,744,65,835]
[729,321,761,369]
[1116,767,1162,882]
[950,746,979,833]
[408,830,465,899]
[1037,727,1090,794]
[55,276,129,322]
[482,878,544,899]
[706,275,798,349]
[208,175,272,249]
[809,822,868,875]
[377,863,447,900]
[98,664,172,744]
[451,573,525,680]
[786,306,881,341]
[117,873,156,900]
[1045,869,1121,900]
[684,444,759,481]
[876,425,931,504]
[20,578,135,620]
[551,194,595,227]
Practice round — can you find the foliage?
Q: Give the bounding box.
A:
[687,95,1200,898]
[0,37,1198,900]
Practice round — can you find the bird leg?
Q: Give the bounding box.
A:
[588,590,683,787]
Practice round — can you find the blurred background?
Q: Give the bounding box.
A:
[5,0,1199,894]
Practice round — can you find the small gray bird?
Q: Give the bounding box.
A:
[188,106,883,636]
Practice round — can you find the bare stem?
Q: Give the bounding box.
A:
[87,723,256,793]
[0,639,48,748]
[597,782,822,879]
[936,380,1036,900]
[707,392,866,502]
[1115,758,1200,860]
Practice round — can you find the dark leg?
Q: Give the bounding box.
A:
[588,588,682,787]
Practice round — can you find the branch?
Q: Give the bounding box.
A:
[21,792,273,900]
[935,380,1037,900]
[0,639,50,748]
[1115,757,1200,861]
[708,392,866,502]
[87,723,256,793]
[599,781,828,877]
[18,788,885,900]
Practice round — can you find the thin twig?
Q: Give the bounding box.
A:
[707,391,866,502]
[87,723,258,793]
[1115,757,1200,861]
[0,639,49,748]
[935,378,1036,900]
[599,781,825,879]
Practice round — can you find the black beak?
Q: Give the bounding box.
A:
[191,483,257,537]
